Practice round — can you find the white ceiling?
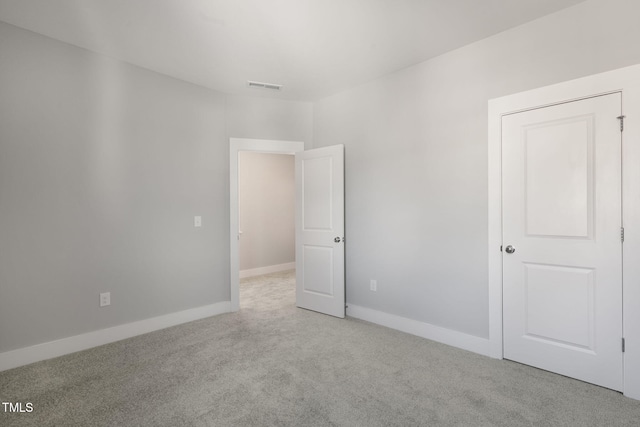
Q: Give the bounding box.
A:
[0,0,586,101]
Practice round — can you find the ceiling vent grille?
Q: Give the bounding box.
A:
[247,80,282,91]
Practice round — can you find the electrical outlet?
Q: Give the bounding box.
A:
[370,279,377,292]
[194,216,202,227]
[100,292,111,307]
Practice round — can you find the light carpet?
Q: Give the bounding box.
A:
[1,270,639,426]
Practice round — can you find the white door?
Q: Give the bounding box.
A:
[295,145,345,318]
[502,93,623,390]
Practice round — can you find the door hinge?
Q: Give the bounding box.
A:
[621,227,625,242]
[617,115,626,131]
[622,338,626,353]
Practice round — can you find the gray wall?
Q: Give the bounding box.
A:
[238,152,295,271]
[313,0,640,338]
[0,21,312,353]
[226,95,313,148]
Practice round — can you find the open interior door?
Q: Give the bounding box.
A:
[295,145,345,318]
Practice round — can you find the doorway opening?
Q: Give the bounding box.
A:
[238,151,295,309]
[229,138,305,311]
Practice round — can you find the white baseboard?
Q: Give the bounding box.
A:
[347,304,491,357]
[239,262,295,279]
[0,301,232,372]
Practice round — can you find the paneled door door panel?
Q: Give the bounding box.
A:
[295,145,345,318]
[502,94,623,390]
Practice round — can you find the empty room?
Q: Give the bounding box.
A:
[2,0,640,425]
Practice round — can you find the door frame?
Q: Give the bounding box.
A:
[488,64,640,399]
[229,138,305,311]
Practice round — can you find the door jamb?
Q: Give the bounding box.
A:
[488,64,640,400]
[229,138,305,311]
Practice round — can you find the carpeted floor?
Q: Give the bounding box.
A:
[1,270,640,426]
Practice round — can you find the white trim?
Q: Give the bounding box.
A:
[229,138,305,312]
[0,302,231,372]
[347,305,490,356]
[239,262,295,279]
[488,63,640,400]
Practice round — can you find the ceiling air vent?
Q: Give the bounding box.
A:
[247,80,282,91]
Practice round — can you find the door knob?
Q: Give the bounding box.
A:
[334,237,342,243]
[505,245,516,254]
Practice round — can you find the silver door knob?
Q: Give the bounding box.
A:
[505,245,516,254]
[334,237,342,243]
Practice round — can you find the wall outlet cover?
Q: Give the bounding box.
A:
[100,292,111,307]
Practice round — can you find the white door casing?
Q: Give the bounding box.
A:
[295,145,345,318]
[488,63,640,400]
[229,138,304,311]
[502,94,622,391]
